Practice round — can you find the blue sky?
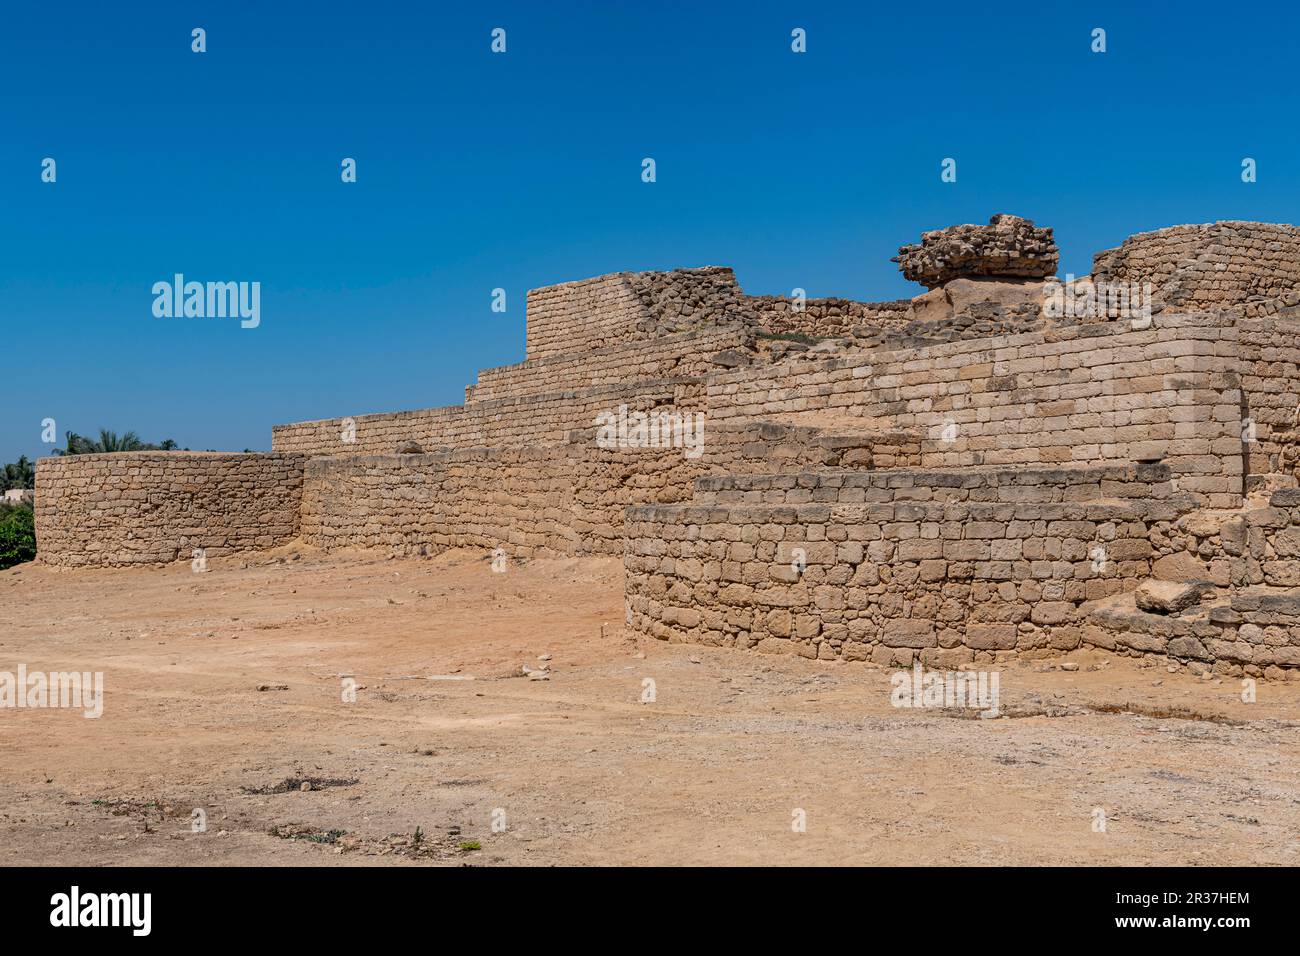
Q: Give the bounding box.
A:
[3,0,1298,462]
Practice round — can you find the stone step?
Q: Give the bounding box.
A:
[1083,590,1227,664]
[1084,585,1300,673]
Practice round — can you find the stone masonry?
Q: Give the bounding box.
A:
[36,453,305,567]
[34,216,1300,676]
[893,214,1059,288]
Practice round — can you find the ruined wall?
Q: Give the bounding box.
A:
[300,442,704,559]
[1236,317,1300,481]
[1214,487,1300,672]
[844,307,1051,351]
[36,453,305,568]
[625,464,1194,665]
[296,422,924,560]
[1091,221,1300,314]
[524,267,757,362]
[709,314,1245,508]
[702,421,920,474]
[524,273,652,361]
[693,463,1168,507]
[272,379,702,456]
[626,267,753,328]
[1083,487,1300,676]
[467,326,751,403]
[1235,487,1300,590]
[894,214,1059,288]
[524,263,929,351]
[749,296,912,339]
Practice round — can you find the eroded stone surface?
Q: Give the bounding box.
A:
[1134,580,1209,615]
[893,214,1059,288]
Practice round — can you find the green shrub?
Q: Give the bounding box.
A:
[0,505,36,570]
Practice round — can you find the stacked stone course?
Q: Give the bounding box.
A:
[271,379,702,456]
[466,326,751,403]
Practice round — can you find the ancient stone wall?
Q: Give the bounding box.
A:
[693,463,1169,507]
[1236,317,1300,481]
[297,423,922,561]
[1235,487,1300,590]
[33,216,1300,670]
[524,273,652,361]
[300,442,705,559]
[748,296,912,339]
[1091,221,1300,314]
[1212,487,1300,672]
[272,379,702,456]
[708,314,1245,507]
[467,326,751,403]
[626,267,753,328]
[1082,487,1300,676]
[524,261,1050,355]
[701,421,920,474]
[894,214,1058,288]
[524,267,757,362]
[844,306,1049,351]
[624,463,1194,665]
[35,453,305,568]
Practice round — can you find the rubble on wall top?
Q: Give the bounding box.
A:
[893,214,1059,289]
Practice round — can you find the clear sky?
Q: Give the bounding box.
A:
[3,0,1297,463]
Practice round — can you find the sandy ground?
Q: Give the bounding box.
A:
[1,546,1298,867]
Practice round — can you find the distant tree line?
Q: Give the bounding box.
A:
[55,429,180,455]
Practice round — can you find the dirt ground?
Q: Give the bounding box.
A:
[2,546,1298,866]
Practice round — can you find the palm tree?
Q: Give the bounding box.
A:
[1,456,35,491]
[54,429,180,455]
[55,431,96,455]
[95,429,145,453]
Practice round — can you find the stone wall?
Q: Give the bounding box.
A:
[524,267,756,362]
[844,305,1050,351]
[524,263,934,351]
[1082,487,1300,676]
[1236,317,1300,481]
[701,421,921,475]
[467,326,751,403]
[624,463,1195,665]
[35,452,305,568]
[626,267,753,329]
[1091,221,1300,314]
[708,314,1245,508]
[1215,487,1300,672]
[272,379,702,456]
[296,424,923,561]
[34,217,1300,675]
[693,463,1169,506]
[1235,488,1300,589]
[749,296,912,340]
[300,442,704,559]
[893,214,1059,288]
[524,273,652,361]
